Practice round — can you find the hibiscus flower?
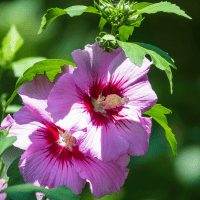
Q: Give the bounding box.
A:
[0,179,8,200]
[1,72,129,198]
[47,42,157,162]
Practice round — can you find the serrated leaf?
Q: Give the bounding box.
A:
[117,41,176,93]
[144,104,177,157]
[65,5,98,17]
[0,157,5,179]
[118,26,134,42]
[131,2,153,10]
[135,1,192,19]
[99,17,107,31]
[2,184,80,200]
[1,25,24,62]
[2,59,76,118]
[12,57,46,78]
[38,6,99,34]
[0,132,17,156]
[38,8,67,34]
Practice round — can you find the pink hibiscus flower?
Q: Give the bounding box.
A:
[47,42,157,163]
[1,72,129,198]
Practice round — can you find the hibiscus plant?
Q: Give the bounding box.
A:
[0,0,191,199]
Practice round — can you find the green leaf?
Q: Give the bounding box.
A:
[118,26,134,42]
[5,105,22,113]
[38,8,67,34]
[2,184,80,200]
[99,17,107,31]
[0,157,5,179]
[131,2,153,10]
[135,1,192,19]
[1,25,24,61]
[38,6,99,34]
[144,104,177,157]
[12,57,46,78]
[0,132,17,156]
[65,5,98,17]
[2,59,76,118]
[117,41,176,93]
[7,157,25,186]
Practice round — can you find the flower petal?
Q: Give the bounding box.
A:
[117,118,150,156]
[0,114,15,131]
[54,65,74,83]
[19,133,86,195]
[0,179,7,200]
[123,80,157,113]
[72,155,129,198]
[72,42,122,91]
[18,74,54,123]
[109,56,153,90]
[8,107,47,150]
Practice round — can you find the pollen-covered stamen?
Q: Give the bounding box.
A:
[56,130,77,151]
[93,94,129,115]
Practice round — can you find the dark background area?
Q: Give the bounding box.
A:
[0,0,200,199]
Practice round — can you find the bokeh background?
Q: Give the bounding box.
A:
[0,0,199,199]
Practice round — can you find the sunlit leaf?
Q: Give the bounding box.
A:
[5,105,22,113]
[12,57,46,77]
[117,41,176,93]
[38,6,99,34]
[135,1,192,19]
[1,25,24,61]
[118,25,134,42]
[0,132,17,156]
[2,59,76,118]
[144,104,177,157]
[99,17,107,31]
[131,2,153,10]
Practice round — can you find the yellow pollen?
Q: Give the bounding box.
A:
[56,131,76,151]
[93,94,129,114]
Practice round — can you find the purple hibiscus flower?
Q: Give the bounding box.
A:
[47,42,157,163]
[1,72,129,198]
[0,179,8,200]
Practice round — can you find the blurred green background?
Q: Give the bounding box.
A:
[0,0,199,199]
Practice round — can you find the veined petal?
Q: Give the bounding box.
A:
[72,155,129,199]
[109,56,153,90]
[8,107,48,150]
[19,132,86,194]
[123,80,157,113]
[47,73,83,123]
[0,114,15,130]
[117,118,150,156]
[101,123,129,162]
[18,74,54,123]
[72,42,122,92]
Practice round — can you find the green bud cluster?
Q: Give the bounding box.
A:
[94,0,143,35]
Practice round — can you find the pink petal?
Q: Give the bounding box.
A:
[116,117,150,156]
[0,114,15,130]
[72,155,129,198]
[72,42,122,91]
[47,73,90,129]
[8,107,47,150]
[54,65,75,82]
[123,80,157,113]
[110,56,153,90]
[18,74,54,123]
[19,143,86,195]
